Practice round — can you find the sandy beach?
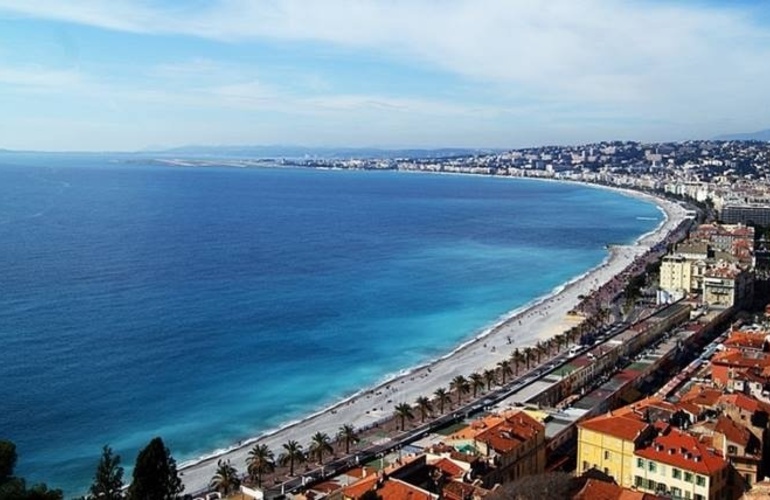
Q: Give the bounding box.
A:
[178,188,689,494]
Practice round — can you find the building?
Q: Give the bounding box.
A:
[702,262,753,308]
[721,205,770,227]
[577,410,656,487]
[444,410,546,487]
[633,426,730,500]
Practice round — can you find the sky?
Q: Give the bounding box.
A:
[0,1,769,152]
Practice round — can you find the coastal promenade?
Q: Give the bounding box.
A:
[178,190,690,494]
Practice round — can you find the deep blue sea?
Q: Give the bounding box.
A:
[0,153,661,495]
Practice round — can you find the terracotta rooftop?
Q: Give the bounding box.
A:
[714,415,753,448]
[680,385,724,408]
[725,330,769,351]
[579,411,650,442]
[719,393,770,415]
[430,457,465,479]
[572,478,664,500]
[443,480,491,500]
[342,475,437,500]
[475,411,543,454]
[635,426,727,476]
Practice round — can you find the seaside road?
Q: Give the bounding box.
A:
[257,321,630,498]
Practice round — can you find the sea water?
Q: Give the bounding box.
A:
[0,154,661,495]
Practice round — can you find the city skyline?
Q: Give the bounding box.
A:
[1,0,769,151]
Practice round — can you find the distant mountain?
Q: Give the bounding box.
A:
[713,128,770,141]
[152,144,499,159]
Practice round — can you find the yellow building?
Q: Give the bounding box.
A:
[577,410,655,487]
[660,254,695,294]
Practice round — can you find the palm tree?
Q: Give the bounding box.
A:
[309,432,333,464]
[279,440,305,476]
[483,369,496,391]
[555,333,567,353]
[497,359,513,385]
[247,443,275,488]
[336,424,360,455]
[415,396,433,422]
[450,375,470,405]
[469,372,485,397]
[434,387,451,413]
[394,402,415,430]
[535,341,547,363]
[210,459,240,496]
[524,347,535,369]
[511,348,524,375]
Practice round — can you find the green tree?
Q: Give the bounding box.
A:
[511,348,524,375]
[415,396,433,423]
[127,437,183,500]
[209,459,240,496]
[0,440,16,482]
[450,375,470,405]
[483,369,496,391]
[336,425,359,455]
[497,359,513,385]
[393,402,415,430]
[279,440,305,477]
[246,443,275,488]
[469,372,485,398]
[308,432,333,465]
[89,446,124,500]
[433,387,451,414]
[524,347,535,369]
[0,440,63,500]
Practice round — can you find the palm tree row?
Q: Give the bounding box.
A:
[212,423,362,492]
[214,325,605,493]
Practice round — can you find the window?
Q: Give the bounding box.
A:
[685,472,694,483]
[727,444,738,454]
[696,475,706,487]
[583,461,589,472]
[673,468,682,479]
[647,479,657,490]
[604,450,610,460]
[604,467,609,476]
[648,461,657,472]
[671,487,682,498]
[637,458,645,468]
[694,495,704,500]
[635,476,644,487]
[685,491,691,500]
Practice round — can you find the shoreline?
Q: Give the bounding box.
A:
[177,182,689,493]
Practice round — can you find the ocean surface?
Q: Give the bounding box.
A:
[0,154,662,495]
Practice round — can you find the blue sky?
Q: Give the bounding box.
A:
[0,1,769,151]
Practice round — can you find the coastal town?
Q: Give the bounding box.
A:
[154,139,770,500]
[5,140,770,500]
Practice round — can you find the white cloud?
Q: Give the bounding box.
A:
[0,65,83,88]
[1,0,770,147]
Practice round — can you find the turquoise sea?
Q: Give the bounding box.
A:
[0,154,662,495]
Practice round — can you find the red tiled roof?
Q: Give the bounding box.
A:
[680,385,723,408]
[443,480,490,500]
[343,476,436,500]
[719,393,770,415]
[475,411,543,454]
[430,457,464,479]
[573,478,624,500]
[714,415,752,448]
[635,426,726,476]
[725,330,769,350]
[579,412,650,442]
